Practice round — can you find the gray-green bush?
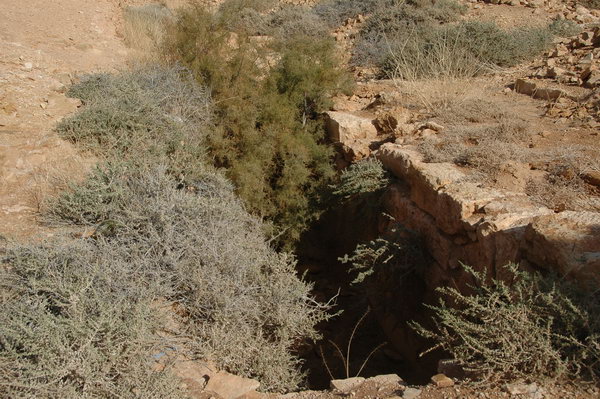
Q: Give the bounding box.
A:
[412,264,600,383]
[350,0,560,78]
[57,66,212,183]
[42,165,329,392]
[0,239,185,399]
[314,0,389,27]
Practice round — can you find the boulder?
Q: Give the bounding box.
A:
[514,79,568,101]
[515,79,537,96]
[523,211,600,285]
[325,111,377,143]
[366,374,404,386]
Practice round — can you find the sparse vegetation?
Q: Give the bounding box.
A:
[364,18,556,79]
[414,95,600,212]
[314,0,561,79]
[122,3,174,55]
[412,263,600,383]
[320,308,387,380]
[314,0,386,27]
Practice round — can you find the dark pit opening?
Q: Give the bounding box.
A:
[296,196,444,389]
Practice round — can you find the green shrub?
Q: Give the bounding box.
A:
[43,166,329,392]
[57,66,212,183]
[340,220,428,285]
[385,21,555,79]
[332,158,390,199]
[412,263,600,383]
[448,22,553,68]
[548,19,581,37]
[165,4,352,247]
[0,240,185,399]
[352,0,466,69]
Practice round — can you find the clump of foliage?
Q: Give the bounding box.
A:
[41,165,329,392]
[581,0,600,10]
[352,0,467,71]
[0,239,185,399]
[57,66,212,183]
[412,263,600,383]
[332,158,390,200]
[340,222,428,285]
[164,2,352,247]
[217,0,276,35]
[267,5,329,40]
[314,0,389,27]
[349,0,559,79]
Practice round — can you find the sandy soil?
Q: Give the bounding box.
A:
[0,0,133,239]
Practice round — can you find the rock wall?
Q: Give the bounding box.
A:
[368,142,600,370]
[376,142,600,285]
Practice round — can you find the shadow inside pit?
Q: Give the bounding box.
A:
[295,196,442,389]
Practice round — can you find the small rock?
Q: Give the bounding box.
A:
[584,70,600,88]
[420,128,437,139]
[330,377,365,392]
[403,387,422,399]
[437,359,466,379]
[582,171,600,187]
[505,382,542,397]
[546,66,567,78]
[23,62,33,70]
[431,373,454,388]
[424,121,445,131]
[367,374,404,386]
[205,372,260,399]
[515,79,537,96]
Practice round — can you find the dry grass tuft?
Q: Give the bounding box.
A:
[122,4,174,57]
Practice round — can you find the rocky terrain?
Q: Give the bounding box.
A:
[1,0,599,399]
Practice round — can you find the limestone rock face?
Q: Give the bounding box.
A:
[523,211,600,285]
[326,111,379,162]
[370,142,600,369]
